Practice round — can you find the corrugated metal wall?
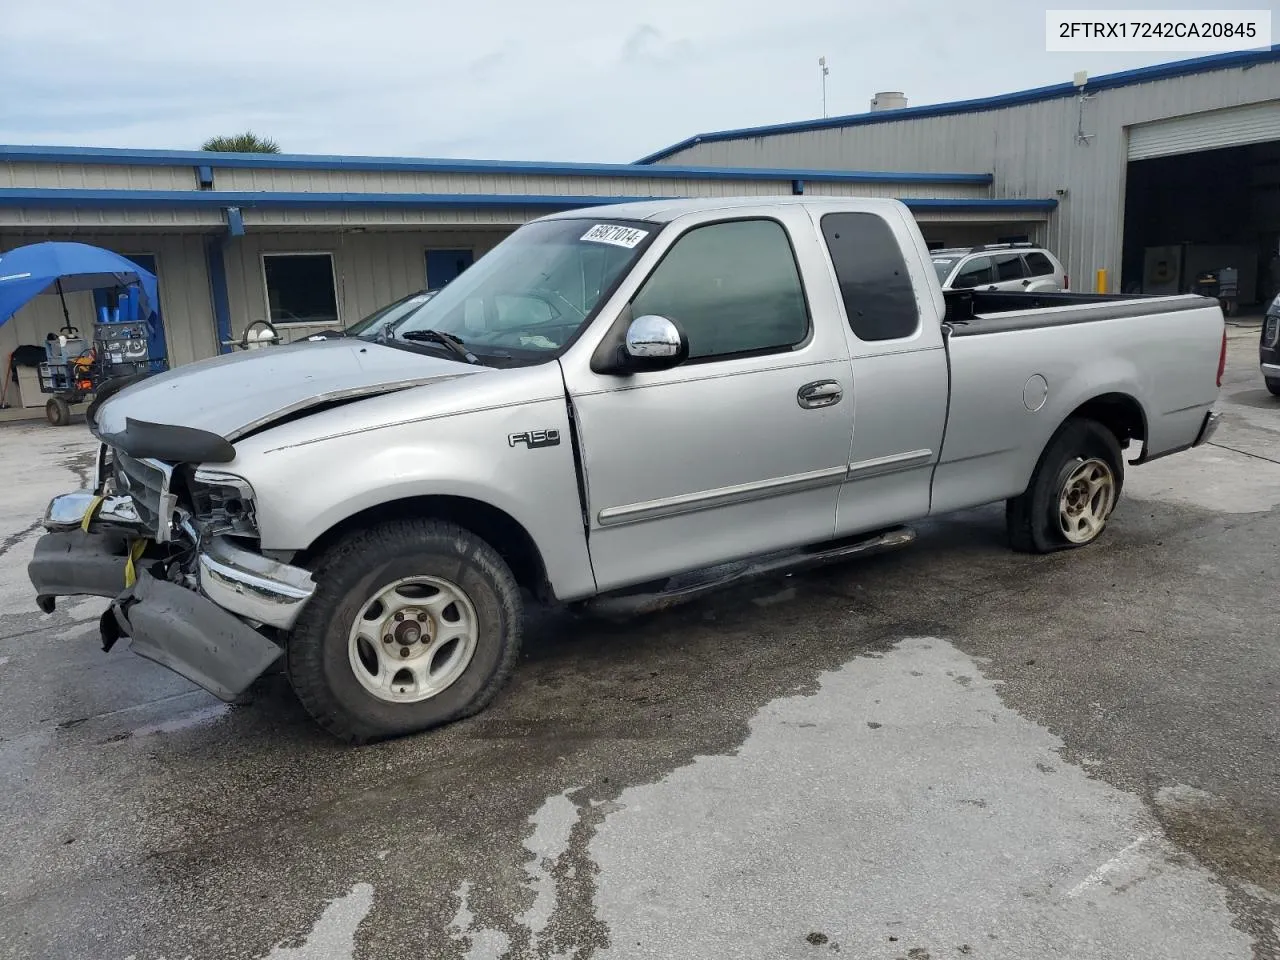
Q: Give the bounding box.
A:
[0,231,217,408]
[219,229,512,342]
[0,170,988,232]
[0,162,198,191]
[653,63,1280,283]
[214,167,986,200]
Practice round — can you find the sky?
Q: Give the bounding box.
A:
[0,0,1270,164]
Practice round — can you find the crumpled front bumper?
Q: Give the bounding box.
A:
[29,493,316,703]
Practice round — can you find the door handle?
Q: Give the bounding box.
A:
[797,380,843,409]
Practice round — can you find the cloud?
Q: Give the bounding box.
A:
[0,0,1186,162]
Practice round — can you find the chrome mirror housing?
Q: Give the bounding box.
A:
[624,315,687,364]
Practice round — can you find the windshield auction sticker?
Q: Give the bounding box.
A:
[1046,9,1270,50]
[581,224,649,248]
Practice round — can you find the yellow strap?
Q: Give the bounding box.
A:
[123,539,147,588]
[80,495,105,533]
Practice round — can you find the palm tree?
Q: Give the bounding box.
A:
[200,132,281,153]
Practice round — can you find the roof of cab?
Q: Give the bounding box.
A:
[539,194,912,224]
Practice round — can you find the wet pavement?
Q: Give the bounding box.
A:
[0,330,1276,960]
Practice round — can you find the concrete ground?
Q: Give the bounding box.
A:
[0,330,1276,960]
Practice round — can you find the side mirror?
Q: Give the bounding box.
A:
[621,315,688,371]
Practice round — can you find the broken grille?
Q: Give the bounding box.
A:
[110,449,177,542]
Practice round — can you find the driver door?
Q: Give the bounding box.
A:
[560,212,856,593]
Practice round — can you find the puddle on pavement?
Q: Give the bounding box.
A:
[574,637,1253,960]
[261,882,375,960]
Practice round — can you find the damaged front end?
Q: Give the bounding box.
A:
[29,439,315,702]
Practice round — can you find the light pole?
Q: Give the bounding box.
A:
[818,56,829,118]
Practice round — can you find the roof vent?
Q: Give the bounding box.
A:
[870,91,907,113]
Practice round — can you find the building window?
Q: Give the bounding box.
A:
[262,253,339,324]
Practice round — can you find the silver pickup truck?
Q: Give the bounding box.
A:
[29,197,1226,742]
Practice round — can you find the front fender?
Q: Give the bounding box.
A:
[227,372,596,602]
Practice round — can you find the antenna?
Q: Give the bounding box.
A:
[1073,69,1094,144]
[819,56,830,118]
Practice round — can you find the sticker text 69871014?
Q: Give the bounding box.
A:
[580,224,649,249]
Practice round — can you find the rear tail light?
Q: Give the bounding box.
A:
[1216,328,1227,388]
[1265,311,1279,348]
[1063,274,1069,290]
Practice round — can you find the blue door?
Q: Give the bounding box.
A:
[425,249,474,289]
[92,252,169,372]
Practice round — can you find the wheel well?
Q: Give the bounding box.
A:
[300,496,551,599]
[1068,393,1146,449]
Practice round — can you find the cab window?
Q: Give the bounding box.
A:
[630,219,809,361]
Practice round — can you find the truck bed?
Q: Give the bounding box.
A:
[943,289,1216,335]
[932,290,1224,517]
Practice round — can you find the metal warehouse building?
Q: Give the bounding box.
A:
[640,46,1280,309]
[0,151,1047,417]
[2,46,1276,419]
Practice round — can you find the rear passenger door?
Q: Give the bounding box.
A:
[816,210,950,536]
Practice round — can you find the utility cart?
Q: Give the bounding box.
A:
[38,312,152,425]
[0,241,161,425]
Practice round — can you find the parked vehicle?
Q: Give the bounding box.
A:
[28,197,1225,743]
[932,242,1067,293]
[1262,292,1280,396]
[303,288,438,341]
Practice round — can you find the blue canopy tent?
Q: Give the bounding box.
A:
[0,242,162,424]
[0,241,160,333]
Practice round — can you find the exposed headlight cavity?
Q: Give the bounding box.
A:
[190,468,258,539]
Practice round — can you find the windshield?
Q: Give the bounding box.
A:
[932,258,958,284]
[346,289,437,336]
[376,218,656,364]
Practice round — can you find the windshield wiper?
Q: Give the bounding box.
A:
[398,329,480,364]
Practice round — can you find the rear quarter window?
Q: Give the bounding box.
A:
[819,212,920,342]
[1024,251,1055,276]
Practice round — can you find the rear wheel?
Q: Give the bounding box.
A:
[1266,376,1280,397]
[287,519,523,743]
[1007,418,1124,554]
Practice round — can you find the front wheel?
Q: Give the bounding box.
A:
[45,396,71,426]
[287,520,523,743]
[1266,376,1280,398]
[1006,418,1124,554]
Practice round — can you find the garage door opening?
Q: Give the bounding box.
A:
[1121,140,1280,314]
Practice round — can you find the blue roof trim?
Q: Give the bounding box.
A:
[0,187,658,210]
[0,144,991,186]
[636,44,1280,163]
[0,187,1054,214]
[899,198,1057,211]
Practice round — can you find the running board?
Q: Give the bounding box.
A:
[580,526,916,619]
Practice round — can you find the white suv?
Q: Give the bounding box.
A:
[931,243,1068,293]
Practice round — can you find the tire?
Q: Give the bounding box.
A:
[286,519,523,743]
[46,397,71,427]
[1266,377,1280,398]
[1006,418,1124,554]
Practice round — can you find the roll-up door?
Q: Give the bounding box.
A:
[1127,100,1280,161]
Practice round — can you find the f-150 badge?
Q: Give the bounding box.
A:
[509,429,561,449]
